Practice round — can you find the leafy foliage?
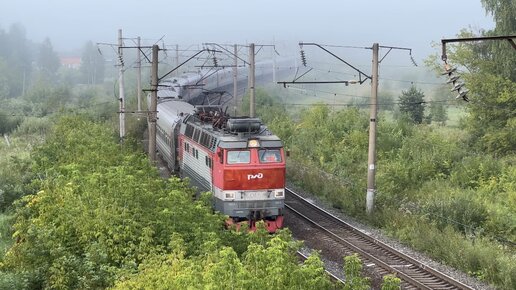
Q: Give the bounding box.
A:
[398,86,425,124]
[428,101,448,125]
[431,0,515,155]
[0,24,32,98]
[376,126,464,205]
[80,41,105,85]
[381,274,401,290]
[384,211,516,289]
[0,113,22,135]
[113,232,333,290]
[2,115,337,289]
[261,86,515,288]
[2,116,225,288]
[343,254,370,290]
[36,38,60,79]
[465,73,516,155]
[480,0,516,80]
[0,138,34,212]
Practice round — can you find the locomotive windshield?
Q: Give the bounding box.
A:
[259,149,282,163]
[227,150,251,164]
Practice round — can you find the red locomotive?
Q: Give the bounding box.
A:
[156,99,285,232]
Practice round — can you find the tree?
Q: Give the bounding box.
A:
[380,93,395,111]
[80,41,105,84]
[436,0,516,155]
[37,38,60,78]
[1,24,32,97]
[398,86,425,124]
[480,0,516,81]
[2,116,224,288]
[429,101,448,125]
[0,58,10,99]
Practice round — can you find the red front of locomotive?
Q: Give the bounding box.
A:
[212,138,285,232]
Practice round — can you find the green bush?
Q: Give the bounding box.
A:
[2,116,224,288]
[113,234,333,290]
[0,213,14,256]
[0,271,28,290]
[0,112,22,135]
[0,153,33,211]
[382,274,401,290]
[343,254,370,290]
[377,127,463,202]
[450,155,502,189]
[287,160,365,217]
[421,187,488,235]
[236,90,515,289]
[2,115,335,289]
[13,117,52,136]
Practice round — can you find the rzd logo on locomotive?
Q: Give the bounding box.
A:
[247,173,264,180]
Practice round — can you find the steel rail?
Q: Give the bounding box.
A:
[286,187,474,290]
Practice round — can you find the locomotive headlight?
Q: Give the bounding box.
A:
[225,192,235,200]
[275,190,284,198]
[248,139,260,148]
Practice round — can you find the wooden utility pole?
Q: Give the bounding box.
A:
[118,29,126,141]
[366,43,379,214]
[136,36,142,112]
[149,44,159,163]
[233,44,238,115]
[249,43,255,117]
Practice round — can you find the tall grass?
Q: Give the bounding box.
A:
[286,158,516,289]
[383,210,516,289]
[0,213,14,259]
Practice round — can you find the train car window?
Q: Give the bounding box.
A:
[259,149,282,163]
[227,150,251,164]
[193,128,200,142]
[205,156,212,168]
[185,124,194,138]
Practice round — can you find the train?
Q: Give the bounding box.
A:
[150,57,295,231]
[155,99,286,232]
[158,58,296,105]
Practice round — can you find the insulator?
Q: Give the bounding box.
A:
[213,57,218,67]
[441,64,457,75]
[451,82,465,92]
[410,55,418,67]
[446,75,460,84]
[455,89,469,102]
[300,50,307,67]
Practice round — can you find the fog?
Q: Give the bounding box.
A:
[1,0,494,62]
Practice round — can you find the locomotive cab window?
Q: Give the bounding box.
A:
[227,150,250,164]
[259,149,282,163]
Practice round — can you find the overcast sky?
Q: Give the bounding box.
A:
[1,0,495,61]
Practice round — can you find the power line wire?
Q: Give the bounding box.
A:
[282,99,465,108]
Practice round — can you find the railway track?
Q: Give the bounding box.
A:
[285,188,473,290]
